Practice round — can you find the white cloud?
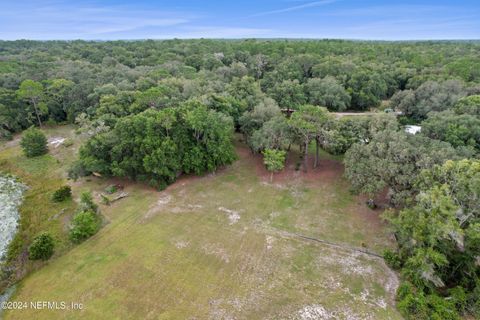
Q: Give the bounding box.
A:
[0,2,192,39]
[251,0,339,17]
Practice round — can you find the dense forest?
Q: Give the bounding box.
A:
[1,39,480,319]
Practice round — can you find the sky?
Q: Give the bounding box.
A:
[0,0,479,40]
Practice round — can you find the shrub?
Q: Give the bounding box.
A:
[397,291,428,319]
[449,286,468,314]
[104,185,117,194]
[20,127,48,157]
[69,210,101,243]
[63,138,74,147]
[68,161,88,181]
[383,249,402,269]
[100,194,111,205]
[397,282,462,320]
[467,282,480,317]
[396,281,415,301]
[51,185,72,202]
[28,232,54,260]
[366,198,377,209]
[0,129,13,140]
[79,191,98,212]
[425,294,460,320]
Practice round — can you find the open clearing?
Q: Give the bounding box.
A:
[2,128,401,319]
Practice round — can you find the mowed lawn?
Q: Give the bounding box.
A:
[3,131,402,320]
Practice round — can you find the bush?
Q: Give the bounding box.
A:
[396,281,415,301]
[397,282,462,320]
[449,286,468,314]
[79,191,98,212]
[69,210,101,243]
[63,138,74,147]
[366,198,377,209]
[104,185,117,194]
[20,127,48,157]
[467,282,480,317]
[0,129,13,140]
[425,294,460,320]
[397,291,429,319]
[68,161,88,181]
[383,249,402,269]
[51,185,72,202]
[28,232,54,260]
[100,194,111,205]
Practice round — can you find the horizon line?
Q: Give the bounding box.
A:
[1,38,480,42]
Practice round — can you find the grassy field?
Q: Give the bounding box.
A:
[0,126,84,283]
[1,128,401,319]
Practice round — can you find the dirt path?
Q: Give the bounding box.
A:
[332,112,378,117]
[260,223,383,258]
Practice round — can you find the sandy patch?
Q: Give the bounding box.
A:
[174,240,189,249]
[202,243,230,263]
[316,251,374,276]
[218,207,241,225]
[143,194,172,220]
[265,235,275,250]
[297,305,334,320]
[295,304,375,320]
[48,136,66,148]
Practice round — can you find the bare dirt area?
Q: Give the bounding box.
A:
[236,143,344,185]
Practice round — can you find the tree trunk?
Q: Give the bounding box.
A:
[32,99,42,127]
[314,137,319,168]
[304,139,309,172]
[270,171,274,183]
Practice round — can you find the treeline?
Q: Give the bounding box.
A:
[1,39,480,139]
[343,100,480,318]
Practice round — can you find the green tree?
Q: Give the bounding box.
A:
[344,129,460,206]
[386,160,480,318]
[322,117,370,155]
[269,79,306,111]
[20,127,48,157]
[305,76,351,111]
[347,71,388,110]
[391,80,467,121]
[263,149,286,182]
[203,94,247,127]
[226,76,263,110]
[454,95,480,116]
[422,111,480,152]
[239,98,281,147]
[69,210,101,243]
[289,105,330,170]
[45,78,75,122]
[250,116,292,152]
[79,102,236,189]
[28,232,55,260]
[16,79,46,127]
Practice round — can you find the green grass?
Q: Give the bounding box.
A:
[0,125,84,277]
[2,129,401,319]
